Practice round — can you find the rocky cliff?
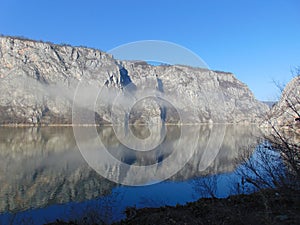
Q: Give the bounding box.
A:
[0,36,268,125]
[265,76,300,127]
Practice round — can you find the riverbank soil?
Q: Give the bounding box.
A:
[114,188,300,225]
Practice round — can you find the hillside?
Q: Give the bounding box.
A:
[0,36,268,125]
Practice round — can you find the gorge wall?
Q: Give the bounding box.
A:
[0,36,269,125]
[266,76,300,126]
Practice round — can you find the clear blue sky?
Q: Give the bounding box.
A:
[1,0,299,101]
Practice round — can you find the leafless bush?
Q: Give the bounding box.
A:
[236,142,288,191]
[192,175,218,198]
[265,74,300,189]
[238,72,300,191]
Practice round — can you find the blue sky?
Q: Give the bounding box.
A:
[1,0,299,101]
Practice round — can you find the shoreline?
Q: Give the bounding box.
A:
[46,188,300,225]
[0,122,262,128]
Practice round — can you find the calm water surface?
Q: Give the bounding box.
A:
[0,125,262,224]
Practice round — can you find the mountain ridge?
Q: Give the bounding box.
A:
[0,35,269,125]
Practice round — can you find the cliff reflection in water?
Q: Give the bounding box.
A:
[0,125,260,213]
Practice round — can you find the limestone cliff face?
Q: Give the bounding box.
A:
[265,76,300,126]
[0,36,268,124]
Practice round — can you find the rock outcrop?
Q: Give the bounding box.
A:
[265,76,300,127]
[0,36,268,125]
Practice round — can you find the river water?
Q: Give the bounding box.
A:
[0,125,266,224]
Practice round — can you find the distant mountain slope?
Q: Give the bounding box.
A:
[0,36,269,125]
[262,101,276,109]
